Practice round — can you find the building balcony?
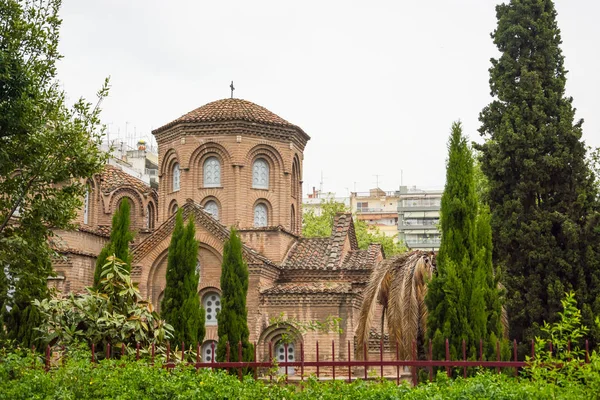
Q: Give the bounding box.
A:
[397,205,440,212]
[356,207,396,214]
[405,238,441,249]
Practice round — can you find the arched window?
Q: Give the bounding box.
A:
[275,341,296,375]
[252,158,269,189]
[171,202,178,215]
[203,292,221,326]
[291,162,299,199]
[201,341,217,362]
[203,157,221,187]
[146,203,155,230]
[290,205,296,232]
[254,203,268,227]
[83,187,90,225]
[204,200,219,220]
[173,163,180,192]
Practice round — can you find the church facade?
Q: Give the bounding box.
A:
[51,98,384,363]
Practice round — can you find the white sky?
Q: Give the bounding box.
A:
[57,0,600,196]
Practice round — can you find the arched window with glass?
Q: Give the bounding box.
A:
[252,158,269,189]
[254,203,268,227]
[172,163,180,192]
[203,292,221,326]
[83,187,90,225]
[204,200,219,220]
[203,157,221,187]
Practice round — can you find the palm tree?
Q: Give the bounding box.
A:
[356,250,436,360]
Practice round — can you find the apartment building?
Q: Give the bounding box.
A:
[349,188,400,240]
[397,186,442,250]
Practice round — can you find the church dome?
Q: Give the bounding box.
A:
[154,98,300,134]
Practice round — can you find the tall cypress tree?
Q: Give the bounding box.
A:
[478,0,600,343]
[216,228,253,364]
[161,210,205,346]
[425,122,503,360]
[93,199,134,287]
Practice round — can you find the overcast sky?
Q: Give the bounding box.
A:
[57,0,600,196]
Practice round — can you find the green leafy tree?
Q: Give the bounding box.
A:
[303,199,405,256]
[425,122,504,361]
[216,228,253,364]
[93,199,134,287]
[477,0,600,343]
[160,210,205,347]
[35,256,173,350]
[0,0,109,347]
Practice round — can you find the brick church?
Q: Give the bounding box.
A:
[51,98,384,365]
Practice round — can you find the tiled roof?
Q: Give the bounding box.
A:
[100,164,154,195]
[282,213,372,270]
[132,199,275,266]
[261,282,352,295]
[77,224,111,238]
[154,98,300,133]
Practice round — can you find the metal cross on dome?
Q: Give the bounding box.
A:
[230,81,235,98]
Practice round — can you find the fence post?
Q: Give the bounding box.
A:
[107,343,111,360]
[211,341,215,371]
[396,341,400,386]
[151,343,155,366]
[428,339,433,382]
[253,342,258,380]
[531,339,535,361]
[269,341,273,382]
[300,341,304,382]
[121,343,125,359]
[196,342,200,369]
[181,341,185,364]
[479,339,483,362]
[284,342,289,382]
[226,341,230,363]
[412,340,418,387]
[586,340,590,363]
[316,341,320,380]
[45,345,50,372]
[347,340,352,383]
[91,343,96,364]
[445,339,450,378]
[238,341,243,382]
[462,339,466,379]
[332,340,336,381]
[363,342,367,380]
[166,342,171,369]
[513,339,518,377]
[496,340,500,375]
[379,338,383,379]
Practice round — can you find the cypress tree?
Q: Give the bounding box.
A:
[216,228,253,364]
[425,122,503,360]
[160,210,205,346]
[93,199,134,287]
[478,0,600,342]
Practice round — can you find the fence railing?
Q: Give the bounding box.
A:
[30,338,592,387]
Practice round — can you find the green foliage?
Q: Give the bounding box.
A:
[93,198,134,287]
[0,0,109,346]
[217,228,253,364]
[302,199,406,256]
[161,210,205,347]
[269,313,343,344]
[477,0,600,344]
[34,256,173,350]
[426,122,504,362]
[1,347,599,399]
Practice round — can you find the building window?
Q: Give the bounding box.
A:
[173,163,180,192]
[83,187,90,225]
[252,158,269,189]
[203,157,221,187]
[357,201,369,212]
[171,202,178,215]
[254,203,268,227]
[204,200,219,220]
[203,292,221,326]
[202,341,217,362]
[290,205,296,232]
[275,341,296,375]
[146,203,155,230]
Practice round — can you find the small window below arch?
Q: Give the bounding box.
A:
[204,200,219,220]
[201,340,217,362]
[203,292,221,326]
[203,157,221,187]
[275,341,296,375]
[252,158,269,189]
[173,163,180,192]
[254,203,268,227]
[146,203,155,230]
[170,202,179,216]
[290,205,296,232]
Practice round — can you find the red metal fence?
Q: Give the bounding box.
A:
[32,338,592,387]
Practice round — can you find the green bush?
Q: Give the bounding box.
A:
[0,347,598,399]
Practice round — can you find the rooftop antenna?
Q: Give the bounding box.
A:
[319,170,324,195]
[230,81,235,98]
[373,174,382,189]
